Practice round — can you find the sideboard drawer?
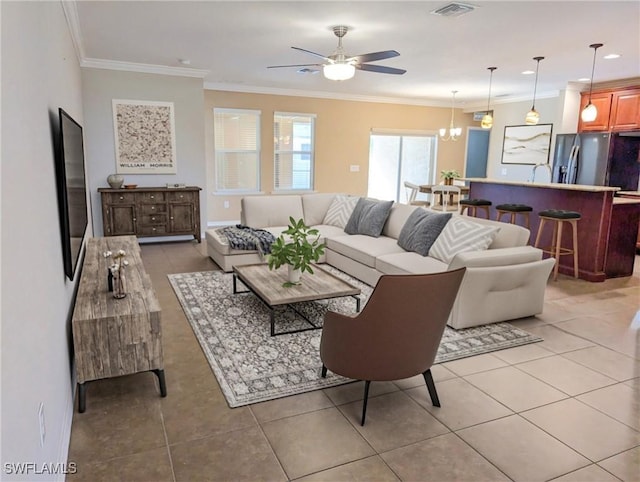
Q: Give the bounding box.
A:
[139,192,166,202]
[168,191,196,202]
[140,204,167,215]
[110,193,136,204]
[140,214,167,226]
[139,225,167,235]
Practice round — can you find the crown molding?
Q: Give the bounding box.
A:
[204,81,451,107]
[81,58,210,78]
[61,1,85,62]
[462,90,560,112]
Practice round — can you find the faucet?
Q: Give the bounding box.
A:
[530,163,552,183]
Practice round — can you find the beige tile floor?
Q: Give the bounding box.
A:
[67,242,640,482]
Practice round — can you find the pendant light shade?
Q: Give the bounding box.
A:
[525,56,544,125]
[481,67,497,129]
[439,90,462,141]
[581,43,603,122]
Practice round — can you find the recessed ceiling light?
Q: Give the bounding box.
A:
[522,70,535,75]
[578,77,591,82]
[604,53,621,59]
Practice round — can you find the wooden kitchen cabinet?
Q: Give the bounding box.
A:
[99,186,202,242]
[578,91,612,132]
[578,87,640,132]
[611,89,640,131]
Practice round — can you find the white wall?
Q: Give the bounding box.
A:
[1,2,88,479]
[486,96,563,182]
[81,70,206,237]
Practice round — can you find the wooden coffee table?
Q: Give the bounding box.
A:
[232,264,361,336]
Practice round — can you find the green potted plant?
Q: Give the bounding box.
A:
[440,169,461,185]
[267,217,326,286]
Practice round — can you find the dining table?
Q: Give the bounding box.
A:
[419,184,469,206]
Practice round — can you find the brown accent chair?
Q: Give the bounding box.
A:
[320,268,466,425]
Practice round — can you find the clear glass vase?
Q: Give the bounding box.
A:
[112,268,126,299]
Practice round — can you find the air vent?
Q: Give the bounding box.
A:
[431,3,475,17]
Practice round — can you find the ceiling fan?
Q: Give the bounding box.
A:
[267,25,407,81]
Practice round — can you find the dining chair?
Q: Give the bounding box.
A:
[320,268,466,425]
[403,181,430,207]
[429,185,461,212]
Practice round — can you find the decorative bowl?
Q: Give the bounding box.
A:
[124,184,138,189]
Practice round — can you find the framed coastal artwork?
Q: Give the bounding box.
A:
[501,124,553,165]
[112,99,177,174]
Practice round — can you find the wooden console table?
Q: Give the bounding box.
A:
[72,236,166,412]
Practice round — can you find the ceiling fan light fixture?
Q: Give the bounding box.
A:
[323,62,355,81]
[581,43,603,123]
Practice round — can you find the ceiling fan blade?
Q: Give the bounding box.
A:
[267,63,323,69]
[357,63,406,75]
[349,50,400,64]
[291,47,331,61]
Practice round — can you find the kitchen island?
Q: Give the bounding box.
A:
[466,179,640,281]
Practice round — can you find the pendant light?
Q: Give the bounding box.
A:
[481,67,497,129]
[525,56,544,125]
[439,90,462,141]
[581,43,603,122]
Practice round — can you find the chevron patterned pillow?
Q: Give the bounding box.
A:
[323,195,359,228]
[429,216,500,264]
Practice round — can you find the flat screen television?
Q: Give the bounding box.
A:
[55,108,89,281]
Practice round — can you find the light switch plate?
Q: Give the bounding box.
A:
[350,165,360,172]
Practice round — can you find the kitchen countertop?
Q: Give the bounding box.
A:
[616,191,640,197]
[613,197,640,205]
[462,178,620,193]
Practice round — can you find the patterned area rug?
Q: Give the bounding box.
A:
[168,267,542,408]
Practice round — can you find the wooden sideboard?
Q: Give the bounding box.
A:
[98,186,202,242]
[72,236,166,412]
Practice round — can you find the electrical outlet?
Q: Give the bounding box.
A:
[38,402,45,447]
[350,165,360,172]
[223,200,230,209]
[501,167,507,176]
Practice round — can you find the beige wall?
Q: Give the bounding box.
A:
[205,90,473,224]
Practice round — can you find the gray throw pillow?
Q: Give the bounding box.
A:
[344,198,394,237]
[397,209,452,256]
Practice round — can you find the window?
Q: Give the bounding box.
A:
[367,131,437,203]
[214,108,260,192]
[274,112,315,191]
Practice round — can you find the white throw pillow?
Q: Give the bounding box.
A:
[429,216,500,264]
[323,195,359,228]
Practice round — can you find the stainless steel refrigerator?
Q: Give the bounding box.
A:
[552,132,640,189]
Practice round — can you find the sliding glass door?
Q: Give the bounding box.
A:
[367,132,437,203]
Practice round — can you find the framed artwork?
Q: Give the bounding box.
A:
[501,124,553,165]
[113,99,177,174]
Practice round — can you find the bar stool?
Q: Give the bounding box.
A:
[495,203,533,229]
[534,209,581,281]
[460,199,492,219]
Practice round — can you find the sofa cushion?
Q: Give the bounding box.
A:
[459,214,529,248]
[241,196,304,228]
[382,203,418,239]
[397,209,452,256]
[323,195,359,228]
[313,224,350,241]
[302,193,339,226]
[326,234,405,268]
[345,198,394,237]
[376,252,449,275]
[429,216,500,264]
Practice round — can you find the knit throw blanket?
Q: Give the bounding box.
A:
[219,225,276,257]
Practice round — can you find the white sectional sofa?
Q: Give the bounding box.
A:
[206,193,555,329]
